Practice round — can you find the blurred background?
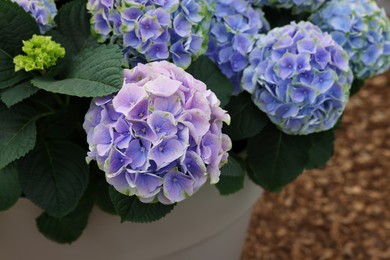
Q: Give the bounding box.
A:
[242,3,390,258]
[241,55,390,258]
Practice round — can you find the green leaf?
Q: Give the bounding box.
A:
[0,47,31,89]
[36,184,95,244]
[216,155,245,195]
[0,1,39,56]
[18,140,89,218]
[0,163,21,211]
[306,130,335,169]
[187,56,233,107]
[96,179,117,215]
[223,92,269,140]
[109,186,175,223]
[55,0,92,53]
[39,100,81,139]
[32,45,123,97]
[247,125,310,191]
[1,80,38,107]
[0,105,37,170]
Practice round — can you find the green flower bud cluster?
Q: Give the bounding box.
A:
[13,35,65,72]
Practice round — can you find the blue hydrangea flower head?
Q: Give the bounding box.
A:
[87,0,212,69]
[310,0,390,80]
[206,0,269,93]
[257,0,326,14]
[243,21,353,135]
[83,61,231,204]
[12,0,57,33]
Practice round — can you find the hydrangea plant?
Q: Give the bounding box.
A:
[206,0,269,93]
[1,0,389,246]
[310,0,390,80]
[11,0,57,33]
[87,0,212,68]
[84,61,231,204]
[242,21,353,135]
[257,0,326,14]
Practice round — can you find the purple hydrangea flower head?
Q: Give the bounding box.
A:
[205,0,269,94]
[257,0,326,14]
[83,61,231,204]
[87,0,212,69]
[243,21,353,135]
[310,0,390,80]
[11,0,57,33]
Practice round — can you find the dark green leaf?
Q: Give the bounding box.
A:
[223,92,269,140]
[18,140,89,218]
[306,130,335,169]
[0,105,37,170]
[0,48,31,89]
[32,45,123,97]
[1,80,38,107]
[187,56,233,107]
[39,101,81,139]
[55,0,92,53]
[109,186,175,223]
[36,184,95,244]
[350,79,365,96]
[96,180,117,215]
[247,125,310,191]
[216,155,245,195]
[0,1,39,56]
[0,163,21,211]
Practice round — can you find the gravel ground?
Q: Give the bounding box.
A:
[242,71,390,260]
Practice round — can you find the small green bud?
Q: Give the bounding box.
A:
[13,35,65,72]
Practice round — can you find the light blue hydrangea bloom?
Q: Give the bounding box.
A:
[243,21,353,135]
[87,0,212,69]
[257,0,326,14]
[310,0,390,80]
[206,0,269,94]
[83,61,231,204]
[12,0,57,33]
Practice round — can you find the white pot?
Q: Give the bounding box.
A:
[0,179,262,260]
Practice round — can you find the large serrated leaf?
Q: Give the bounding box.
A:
[18,140,89,218]
[36,185,95,244]
[55,0,92,53]
[247,125,310,192]
[223,92,269,141]
[187,56,233,107]
[1,80,38,107]
[216,155,245,195]
[109,186,175,223]
[306,130,335,169]
[0,1,39,56]
[0,48,30,90]
[32,45,123,97]
[0,105,37,170]
[0,163,21,211]
[96,179,117,215]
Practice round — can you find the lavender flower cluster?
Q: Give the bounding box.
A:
[206,0,269,93]
[243,21,353,135]
[310,0,390,80]
[12,0,57,33]
[84,61,231,204]
[257,0,326,14]
[87,0,211,69]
